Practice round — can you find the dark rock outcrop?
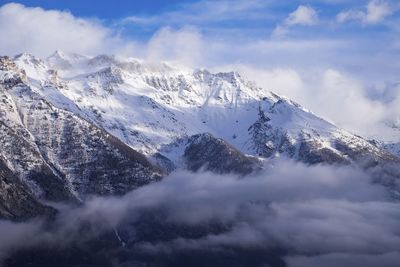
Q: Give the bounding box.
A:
[184,133,261,175]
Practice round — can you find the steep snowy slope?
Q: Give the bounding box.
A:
[2,51,400,267]
[0,56,73,201]
[20,52,271,155]
[1,50,400,214]
[0,56,162,203]
[13,51,398,172]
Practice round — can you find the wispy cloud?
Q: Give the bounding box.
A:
[286,5,319,25]
[272,5,319,38]
[337,0,395,24]
[120,0,270,27]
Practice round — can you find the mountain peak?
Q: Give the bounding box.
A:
[48,49,86,60]
[1,51,400,225]
[47,50,88,71]
[3,52,397,166]
[14,53,44,66]
[52,49,66,57]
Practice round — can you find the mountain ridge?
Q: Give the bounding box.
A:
[1,51,400,219]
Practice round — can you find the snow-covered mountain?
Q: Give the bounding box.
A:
[1,51,400,218]
[19,52,400,162]
[0,55,163,218]
[13,52,392,157]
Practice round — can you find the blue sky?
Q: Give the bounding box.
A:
[0,0,197,19]
[0,0,399,138]
[0,0,395,40]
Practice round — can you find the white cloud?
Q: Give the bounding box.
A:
[286,5,319,26]
[366,0,393,23]
[145,27,204,66]
[272,5,318,37]
[0,3,137,57]
[337,0,393,24]
[317,70,387,133]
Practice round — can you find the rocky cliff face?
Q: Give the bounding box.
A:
[1,51,400,267]
[183,133,261,175]
[31,51,397,168]
[247,101,398,166]
[0,56,163,219]
[1,52,400,220]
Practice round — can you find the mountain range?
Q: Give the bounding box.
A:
[0,51,399,220]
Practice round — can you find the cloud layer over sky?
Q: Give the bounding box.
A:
[0,1,399,140]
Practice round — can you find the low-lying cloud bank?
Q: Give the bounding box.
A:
[0,160,399,266]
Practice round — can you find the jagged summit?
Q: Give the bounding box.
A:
[1,52,400,220]
[7,52,395,161]
[45,50,179,77]
[47,50,89,63]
